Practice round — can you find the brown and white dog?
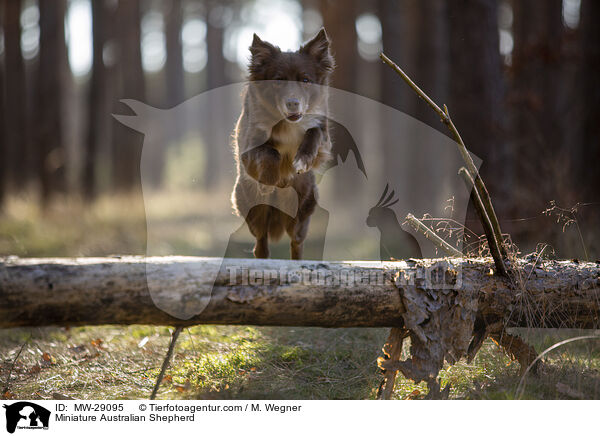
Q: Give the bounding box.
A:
[231,29,334,259]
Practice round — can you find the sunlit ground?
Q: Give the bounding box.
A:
[1,324,599,400]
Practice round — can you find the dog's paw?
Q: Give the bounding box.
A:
[293,153,313,174]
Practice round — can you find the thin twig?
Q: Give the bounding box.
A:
[516,335,600,399]
[380,53,447,120]
[458,167,508,277]
[150,326,183,400]
[380,52,508,269]
[406,214,462,257]
[3,334,32,394]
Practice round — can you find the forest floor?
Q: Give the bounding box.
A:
[1,192,599,399]
[1,325,599,400]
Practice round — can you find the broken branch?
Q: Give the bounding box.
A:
[380,53,508,272]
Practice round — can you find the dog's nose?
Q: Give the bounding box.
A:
[285,98,300,112]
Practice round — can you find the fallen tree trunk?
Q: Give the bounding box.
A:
[0,256,599,329]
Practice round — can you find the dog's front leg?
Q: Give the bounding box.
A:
[293,127,323,174]
[241,142,282,186]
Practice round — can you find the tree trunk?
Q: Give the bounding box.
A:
[1,256,598,329]
[320,0,358,94]
[378,0,410,190]
[37,0,69,205]
[165,0,185,107]
[84,0,109,201]
[0,1,5,206]
[447,0,508,210]
[580,0,600,196]
[320,0,361,199]
[412,0,448,129]
[3,0,29,192]
[139,0,185,189]
[510,0,565,208]
[111,0,145,192]
[408,0,449,206]
[204,1,228,188]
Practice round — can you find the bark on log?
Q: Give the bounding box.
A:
[0,256,598,329]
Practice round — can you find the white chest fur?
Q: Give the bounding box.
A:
[270,117,320,158]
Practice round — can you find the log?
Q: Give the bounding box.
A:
[0,256,599,329]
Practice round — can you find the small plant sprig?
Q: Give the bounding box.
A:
[543,200,588,261]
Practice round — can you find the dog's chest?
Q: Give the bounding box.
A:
[271,121,307,158]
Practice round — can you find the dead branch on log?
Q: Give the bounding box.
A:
[380,52,517,396]
[458,167,508,276]
[380,53,508,272]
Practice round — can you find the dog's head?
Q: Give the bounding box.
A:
[248,28,334,123]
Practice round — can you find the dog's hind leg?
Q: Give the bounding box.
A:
[254,234,269,259]
[290,240,303,260]
[246,205,271,258]
[286,215,310,260]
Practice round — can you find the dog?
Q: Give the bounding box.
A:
[231,28,334,260]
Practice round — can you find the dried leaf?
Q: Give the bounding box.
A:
[41,352,56,365]
[91,339,104,348]
[174,380,191,392]
[405,389,420,400]
[174,384,186,392]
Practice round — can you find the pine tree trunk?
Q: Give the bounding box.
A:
[510,0,565,206]
[0,0,6,206]
[446,0,509,241]
[204,1,228,188]
[580,0,600,195]
[111,0,145,192]
[37,0,69,205]
[3,0,28,192]
[84,0,109,201]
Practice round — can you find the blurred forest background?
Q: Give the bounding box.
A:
[0,0,599,259]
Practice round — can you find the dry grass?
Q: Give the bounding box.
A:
[1,325,598,400]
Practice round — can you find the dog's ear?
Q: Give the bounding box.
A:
[300,28,334,72]
[249,34,279,66]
